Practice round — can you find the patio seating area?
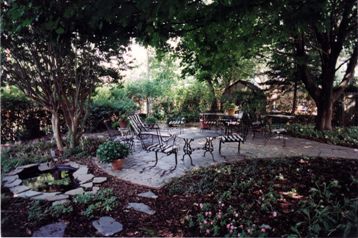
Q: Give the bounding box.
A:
[95,126,358,188]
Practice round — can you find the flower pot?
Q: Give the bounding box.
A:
[227,108,235,116]
[111,159,124,170]
[119,120,128,128]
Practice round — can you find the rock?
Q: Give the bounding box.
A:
[91,186,100,194]
[73,166,89,178]
[80,182,93,189]
[137,191,158,199]
[77,174,94,184]
[92,177,107,184]
[16,190,42,198]
[64,161,81,169]
[2,175,19,184]
[18,163,38,169]
[92,216,123,236]
[32,192,61,200]
[52,199,70,206]
[127,202,156,215]
[4,179,22,188]
[47,194,70,202]
[65,187,84,196]
[6,168,24,176]
[9,185,31,194]
[32,221,68,237]
[38,162,55,172]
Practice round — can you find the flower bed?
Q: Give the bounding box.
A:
[287,124,358,148]
[164,157,358,237]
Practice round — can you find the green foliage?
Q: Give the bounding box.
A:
[1,141,53,173]
[287,124,358,148]
[1,86,51,142]
[291,181,358,237]
[49,203,73,218]
[96,141,129,163]
[223,102,236,111]
[92,86,137,118]
[165,157,358,237]
[80,137,106,156]
[74,189,118,218]
[145,116,157,125]
[27,201,48,224]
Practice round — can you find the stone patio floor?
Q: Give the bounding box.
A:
[95,127,358,189]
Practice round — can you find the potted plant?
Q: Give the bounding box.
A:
[145,116,157,128]
[96,141,129,170]
[223,102,237,116]
[118,115,128,128]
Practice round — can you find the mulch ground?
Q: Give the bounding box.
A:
[1,156,189,237]
[1,156,358,237]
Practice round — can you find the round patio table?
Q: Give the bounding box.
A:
[178,131,222,166]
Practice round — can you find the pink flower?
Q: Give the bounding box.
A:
[227,224,231,229]
[199,203,203,209]
[272,211,277,217]
[204,220,208,224]
[261,228,266,233]
[206,229,210,234]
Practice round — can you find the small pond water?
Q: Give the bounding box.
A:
[20,165,79,193]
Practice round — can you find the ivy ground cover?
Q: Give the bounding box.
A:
[164,157,358,237]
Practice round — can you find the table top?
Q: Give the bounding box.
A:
[265,114,295,119]
[178,131,222,140]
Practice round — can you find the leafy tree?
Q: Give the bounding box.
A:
[1,1,122,150]
[263,0,358,130]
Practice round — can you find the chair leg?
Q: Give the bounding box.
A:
[238,141,241,154]
[171,151,178,171]
[219,140,222,154]
[151,152,159,168]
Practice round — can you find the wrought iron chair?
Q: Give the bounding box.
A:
[128,115,178,171]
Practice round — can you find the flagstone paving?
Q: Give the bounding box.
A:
[95,127,358,189]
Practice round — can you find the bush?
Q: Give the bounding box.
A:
[96,141,129,163]
[1,141,54,173]
[74,188,118,218]
[145,116,157,125]
[287,124,358,148]
[1,87,53,143]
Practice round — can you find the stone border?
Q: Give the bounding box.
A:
[2,161,108,205]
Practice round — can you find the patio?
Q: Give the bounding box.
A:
[95,127,358,188]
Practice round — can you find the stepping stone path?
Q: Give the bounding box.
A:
[4,179,22,188]
[93,177,107,184]
[2,162,107,202]
[137,191,158,199]
[2,175,19,184]
[9,185,30,194]
[92,216,123,237]
[65,188,84,196]
[32,221,68,237]
[127,202,156,215]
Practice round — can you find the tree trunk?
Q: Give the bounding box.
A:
[146,97,151,116]
[51,111,64,152]
[291,80,298,115]
[67,117,81,149]
[315,99,334,130]
[207,80,219,112]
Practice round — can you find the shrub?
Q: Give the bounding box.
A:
[96,141,129,163]
[49,203,73,218]
[1,141,54,173]
[287,124,358,148]
[145,116,157,125]
[74,189,118,218]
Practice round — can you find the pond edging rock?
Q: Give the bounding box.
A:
[3,163,107,202]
